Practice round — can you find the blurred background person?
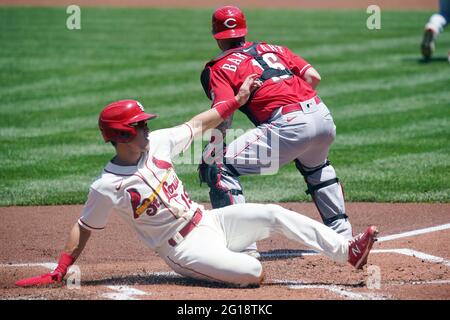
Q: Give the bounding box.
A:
[421,0,449,60]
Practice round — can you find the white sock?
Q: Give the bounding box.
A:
[425,13,447,37]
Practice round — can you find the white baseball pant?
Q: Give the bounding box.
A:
[157,203,349,287]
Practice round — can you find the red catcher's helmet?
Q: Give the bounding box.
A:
[98,100,157,143]
[212,6,247,40]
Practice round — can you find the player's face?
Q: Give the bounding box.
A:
[216,39,226,51]
[129,120,150,152]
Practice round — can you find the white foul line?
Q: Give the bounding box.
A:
[387,279,450,286]
[373,248,450,267]
[0,262,80,273]
[277,278,450,300]
[274,280,389,300]
[377,223,450,242]
[0,262,57,269]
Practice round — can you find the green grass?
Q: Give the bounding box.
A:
[0,7,449,205]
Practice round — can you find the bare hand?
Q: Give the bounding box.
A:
[235,74,263,106]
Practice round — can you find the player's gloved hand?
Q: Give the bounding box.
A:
[15,252,74,287]
[199,142,219,186]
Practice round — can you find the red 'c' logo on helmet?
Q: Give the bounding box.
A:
[223,18,237,28]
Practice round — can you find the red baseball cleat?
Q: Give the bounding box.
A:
[348,225,379,269]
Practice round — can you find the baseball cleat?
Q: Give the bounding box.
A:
[348,225,378,269]
[421,29,435,60]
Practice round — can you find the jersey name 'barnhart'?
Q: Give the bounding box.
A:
[221,43,285,72]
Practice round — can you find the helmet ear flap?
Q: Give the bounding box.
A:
[114,127,136,143]
[119,131,130,139]
[100,126,135,143]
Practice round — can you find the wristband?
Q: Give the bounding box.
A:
[54,252,75,275]
[214,98,240,119]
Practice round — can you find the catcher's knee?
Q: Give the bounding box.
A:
[209,188,243,208]
[295,160,339,194]
[198,161,220,188]
[198,161,240,187]
[198,161,244,208]
[295,159,348,224]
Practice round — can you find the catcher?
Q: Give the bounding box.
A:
[198,6,353,262]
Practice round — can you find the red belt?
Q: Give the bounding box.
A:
[280,103,302,115]
[168,208,203,247]
[280,96,321,115]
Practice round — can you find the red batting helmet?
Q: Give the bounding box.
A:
[98,100,157,143]
[212,6,247,40]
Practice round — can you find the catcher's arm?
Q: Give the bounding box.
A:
[284,47,321,89]
[302,67,321,89]
[15,222,91,287]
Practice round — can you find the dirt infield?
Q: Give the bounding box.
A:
[1,202,449,300]
[1,0,447,302]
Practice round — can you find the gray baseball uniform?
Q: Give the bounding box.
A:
[200,42,352,239]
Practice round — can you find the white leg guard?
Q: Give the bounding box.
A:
[208,171,245,208]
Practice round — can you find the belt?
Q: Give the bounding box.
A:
[168,208,203,247]
[280,96,321,115]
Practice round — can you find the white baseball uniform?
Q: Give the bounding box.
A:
[78,122,349,286]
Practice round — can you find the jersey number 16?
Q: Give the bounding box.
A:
[252,53,291,83]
